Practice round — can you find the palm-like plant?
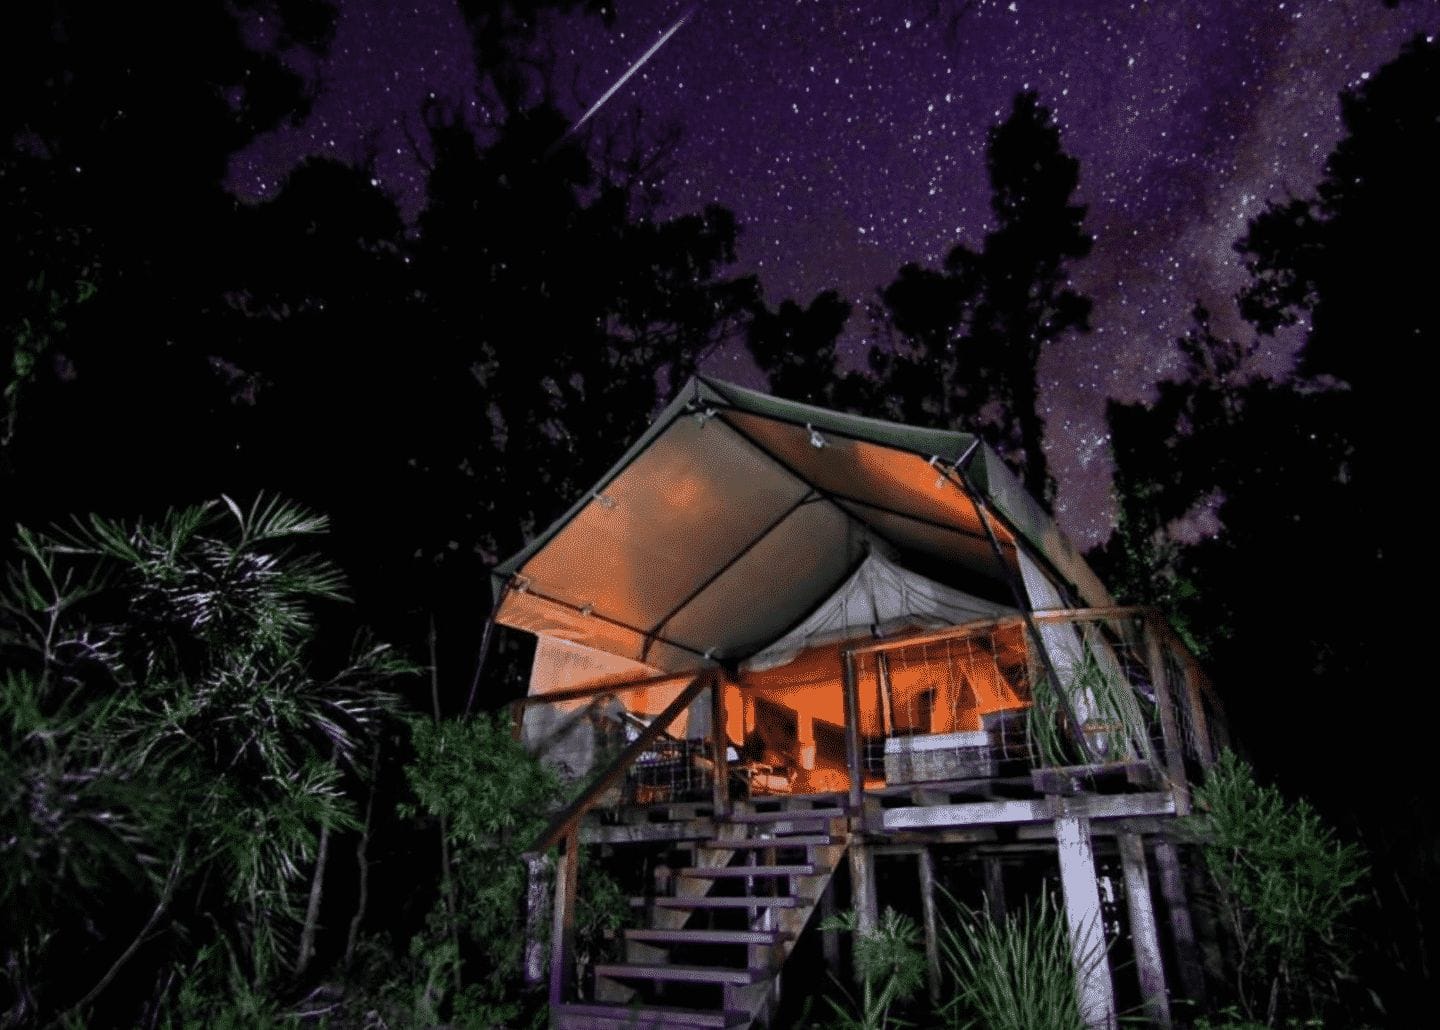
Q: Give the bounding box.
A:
[1,496,407,1024]
[816,907,927,1029]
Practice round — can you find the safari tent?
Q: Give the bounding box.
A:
[499,377,1228,1030]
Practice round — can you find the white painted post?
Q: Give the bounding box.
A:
[1055,815,1117,1030]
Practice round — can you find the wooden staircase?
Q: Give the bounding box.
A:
[553,799,849,1029]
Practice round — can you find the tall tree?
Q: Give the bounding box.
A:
[875,91,1092,506]
[1101,34,1440,1021]
[746,290,874,409]
[1,2,337,523]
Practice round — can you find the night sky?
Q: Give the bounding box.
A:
[233,0,1436,547]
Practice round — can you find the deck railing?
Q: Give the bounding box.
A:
[844,606,1228,811]
[511,607,1226,998]
[516,669,724,1006]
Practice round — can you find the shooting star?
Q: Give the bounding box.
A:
[564,4,699,140]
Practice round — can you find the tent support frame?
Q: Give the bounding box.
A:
[945,459,1101,765]
[640,489,820,663]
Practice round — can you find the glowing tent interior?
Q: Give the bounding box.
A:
[493,376,1114,796]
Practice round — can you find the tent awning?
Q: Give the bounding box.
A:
[492,377,1111,676]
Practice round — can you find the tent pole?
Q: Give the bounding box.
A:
[842,650,865,815]
[464,579,512,717]
[944,459,1100,765]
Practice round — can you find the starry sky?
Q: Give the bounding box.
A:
[234,0,1437,547]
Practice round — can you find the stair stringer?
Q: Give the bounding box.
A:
[727,837,850,1028]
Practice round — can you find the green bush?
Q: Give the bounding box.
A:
[1190,750,1365,1025]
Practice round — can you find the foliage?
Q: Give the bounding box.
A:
[1026,642,1154,769]
[937,888,1085,1030]
[746,290,874,411]
[1189,751,1366,1025]
[0,497,406,1024]
[873,91,1092,506]
[403,711,628,1025]
[816,907,927,1030]
[1101,36,1439,1018]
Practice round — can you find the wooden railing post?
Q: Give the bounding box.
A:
[1144,613,1191,815]
[547,828,579,1008]
[527,671,710,856]
[710,673,729,817]
[1180,653,1216,766]
[842,650,864,815]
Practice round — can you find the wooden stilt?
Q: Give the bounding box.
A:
[919,846,942,1006]
[849,838,879,986]
[982,856,1007,924]
[1119,833,1172,1029]
[819,875,842,973]
[1055,816,1117,1030]
[1153,839,1207,1009]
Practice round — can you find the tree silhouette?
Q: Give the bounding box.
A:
[1102,34,1440,1020]
[1,3,337,526]
[746,289,874,409]
[874,91,1092,506]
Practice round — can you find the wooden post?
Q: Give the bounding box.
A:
[919,846,942,1007]
[710,673,730,817]
[1153,839,1207,1009]
[842,650,865,815]
[819,875,842,973]
[1181,653,1216,766]
[523,851,554,987]
[848,837,879,950]
[1143,614,1191,815]
[548,828,580,1008]
[982,856,1007,924]
[1119,833,1172,1029]
[1055,816,1117,1030]
[509,698,527,743]
[876,653,895,736]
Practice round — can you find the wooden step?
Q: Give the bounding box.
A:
[594,963,768,986]
[704,833,838,849]
[729,806,846,824]
[639,894,801,910]
[553,1001,746,1028]
[626,927,790,946]
[682,864,822,879]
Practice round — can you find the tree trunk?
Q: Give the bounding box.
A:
[296,814,333,975]
[430,617,463,998]
[345,739,382,970]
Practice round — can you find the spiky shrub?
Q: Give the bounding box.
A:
[1027,634,1153,769]
[1,497,405,1024]
[937,889,1085,1030]
[1190,750,1365,1025]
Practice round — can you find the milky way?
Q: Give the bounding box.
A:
[233,0,1437,546]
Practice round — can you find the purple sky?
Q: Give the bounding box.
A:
[233,0,1436,547]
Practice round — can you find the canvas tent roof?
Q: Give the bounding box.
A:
[492,376,1110,679]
